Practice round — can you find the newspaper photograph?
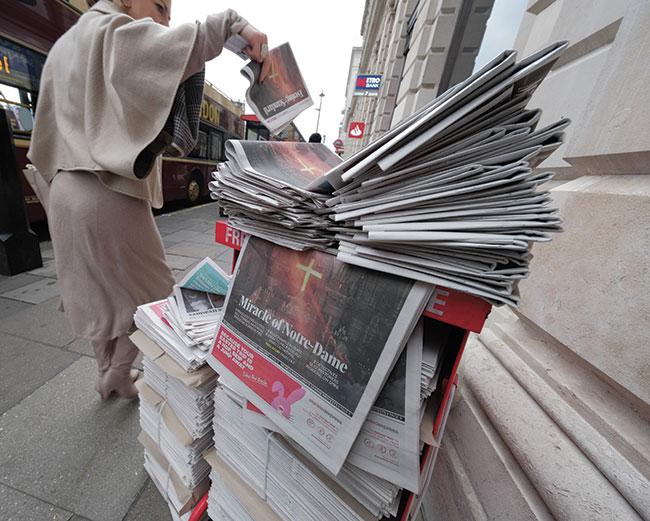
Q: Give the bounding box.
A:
[346,318,423,492]
[225,139,342,195]
[172,285,225,324]
[241,42,313,134]
[207,236,432,475]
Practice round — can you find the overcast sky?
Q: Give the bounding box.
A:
[473,0,528,72]
[170,1,366,151]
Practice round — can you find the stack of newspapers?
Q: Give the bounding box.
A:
[204,235,458,519]
[134,257,231,372]
[207,385,402,520]
[208,140,343,251]
[212,42,570,307]
[131,329,218,521]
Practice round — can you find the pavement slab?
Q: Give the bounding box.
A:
[161,230,201,243]
[0,273,45,294]
[0,357,146,521]
[122,478,172,521]
[0,483,74,521]
[165,241,227,260]
[1,277,60,304]
[0,332,79,414]
[65,338,94,358]
[0,296,76,347]
[184,232,220,246]
[39,241,56,260]
[0,296,32,320]
[165,254,198,271]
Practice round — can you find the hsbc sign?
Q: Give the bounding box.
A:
[355,75,382,90]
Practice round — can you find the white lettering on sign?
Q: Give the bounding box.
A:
[225,226,243,247]
[426,287,449,316]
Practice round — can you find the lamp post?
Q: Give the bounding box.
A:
[315,90,325,133]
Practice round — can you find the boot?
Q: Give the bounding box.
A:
[96,365,139,399]
[93,334,140,400]
[94,368,139,397]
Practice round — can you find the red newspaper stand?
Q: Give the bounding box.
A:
[194,220,492,521]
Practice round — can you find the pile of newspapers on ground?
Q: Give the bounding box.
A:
[132,257,231,520]
[209,41,571,308]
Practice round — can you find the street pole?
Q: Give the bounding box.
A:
[315,90,325,133]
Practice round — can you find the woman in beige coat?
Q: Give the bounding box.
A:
[28,0,269,399]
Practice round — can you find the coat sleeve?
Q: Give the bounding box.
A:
[81,10,245,179]
[182,9,249,82]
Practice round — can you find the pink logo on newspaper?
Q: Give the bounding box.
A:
[212,326,304,410]
[270,381,306,419]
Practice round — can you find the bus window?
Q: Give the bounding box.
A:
[0,86,33,133]
[209,131,223,161]
[189,129,208,159]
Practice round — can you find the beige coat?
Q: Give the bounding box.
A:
[27,1,248,341]
[28,0,247,208]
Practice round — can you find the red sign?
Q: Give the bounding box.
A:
[423,286,491,333]
[333,139,344,149]
[348,122,365,139]
[215,220,247,250]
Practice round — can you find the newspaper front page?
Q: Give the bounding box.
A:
[241,42,313,134]
[207,236,432,474]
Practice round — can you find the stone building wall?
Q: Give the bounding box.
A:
[422,1,650,519]
[341,0,492,157]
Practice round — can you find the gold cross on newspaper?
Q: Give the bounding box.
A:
[268,60,279,81]
[297,157,317,175]
[296,259,322,292]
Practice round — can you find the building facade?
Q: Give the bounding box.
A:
[340,0,493,157]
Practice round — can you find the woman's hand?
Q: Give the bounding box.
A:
[240,23,271,83]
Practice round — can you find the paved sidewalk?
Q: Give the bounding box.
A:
[0,202,232,521]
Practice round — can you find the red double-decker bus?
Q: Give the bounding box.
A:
[1,0,246,221]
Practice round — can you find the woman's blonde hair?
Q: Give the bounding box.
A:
[86,0,130,8]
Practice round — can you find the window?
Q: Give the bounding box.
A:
[190,130,208,159]
[0,85,33,133]
[403,0,420,56]
[209,131,223,161]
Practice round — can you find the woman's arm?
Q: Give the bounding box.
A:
[182,10,269,83]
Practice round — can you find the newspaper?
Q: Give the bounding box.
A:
[224,33,250,60]
[172,285,225,324]
[134,299,209,371]
[178,256,231,295]
[209,140,342,251]
[240,42,313,134]
[239,315,442,493]
[346,317,424,492]
[211,386,402,520]
[207,236,432,475]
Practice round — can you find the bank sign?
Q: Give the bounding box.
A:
[355,75,382,90]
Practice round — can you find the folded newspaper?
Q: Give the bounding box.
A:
[207,235,432,475]
[208,140,343,251]
[234,41,312,134]
[212,41,571,308]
